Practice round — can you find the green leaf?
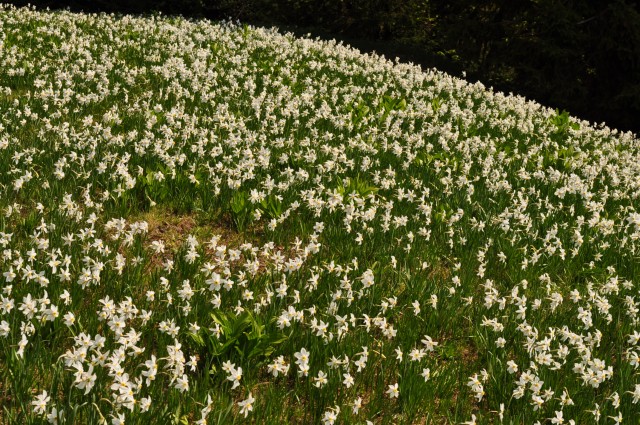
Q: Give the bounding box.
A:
[173,404,182,425]
[188,332,205,347]
[230,191,247,214]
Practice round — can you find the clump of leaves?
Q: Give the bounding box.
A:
[336,175,379,201]
[378,94,407,123]
[190,310,288,373]
[549,109,580,134]
[229,190,251,231]
[259,194,283,220]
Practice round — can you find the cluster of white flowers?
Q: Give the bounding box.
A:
[2,3,640,423]
[467,372,487,402]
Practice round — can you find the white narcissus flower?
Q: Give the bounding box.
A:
[343,372,354,388]
[227,366,242,389]
[72,363,97,395]
[462,414,477,425]
[32,390,50,415]
[387,383,399,398]
[412,300,420,315]
[175,374,189,392]
[46,406,63,424]
[421,335,438,352]
[321,406,340,425]
[63,312,75,327]
[421,368,431,382]
[394,347,403,362]
[629,384,640,404]
[314,370,328,388]
[139,397,151,412]
[352,396,362,415]
[111,413,125,425]
[238,392,255,418]
[608,412,623,424]
[0,320,9,337]
[550,410,564,425]
[409,348,426,362]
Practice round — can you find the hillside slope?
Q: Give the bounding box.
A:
[1,5,640,424]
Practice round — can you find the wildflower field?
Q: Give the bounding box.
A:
[2,5,640,424]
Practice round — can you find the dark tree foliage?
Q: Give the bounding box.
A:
[9,0,640,134]
[432,0,640,133]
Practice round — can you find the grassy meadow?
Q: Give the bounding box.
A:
[1,4,640,424]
